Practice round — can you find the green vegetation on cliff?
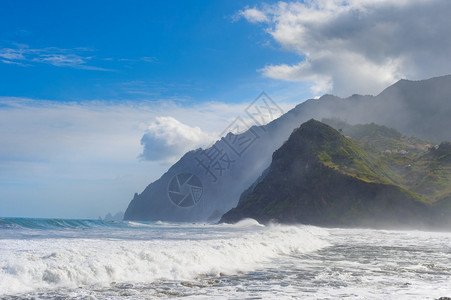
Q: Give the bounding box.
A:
[221,120,450,228]
[322,118,451,204]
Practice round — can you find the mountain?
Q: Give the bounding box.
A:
[124,75,451,222]
[322,119,451,207]
[123,126,290,222]
[102,211,125,221]
[220,120,451,229]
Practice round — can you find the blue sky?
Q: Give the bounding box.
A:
[0,0,305,103]
[1,0,450,219]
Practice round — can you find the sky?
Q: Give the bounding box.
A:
[1,0,451,219]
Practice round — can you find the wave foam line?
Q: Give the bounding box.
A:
[0,223,328,296]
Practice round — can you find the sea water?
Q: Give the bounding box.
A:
[0,218,449,299]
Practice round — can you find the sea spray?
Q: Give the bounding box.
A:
[0,219,329,296]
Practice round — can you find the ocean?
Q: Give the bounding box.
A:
[0,218,450,299]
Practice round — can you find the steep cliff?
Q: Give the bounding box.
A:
[221,120,448,228]
[125,75,451,222]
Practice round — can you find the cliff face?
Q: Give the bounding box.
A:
[124,75,451,222]
[221,120,444,228]
[124,126,289,222]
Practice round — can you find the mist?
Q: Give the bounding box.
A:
[125,74,451,223]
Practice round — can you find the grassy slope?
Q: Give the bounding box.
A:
[322,118,451,204]
[221,120,450,227]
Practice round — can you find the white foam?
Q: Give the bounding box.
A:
[226,218,265,228]
[0,224,328,296]
[126,221,154,227]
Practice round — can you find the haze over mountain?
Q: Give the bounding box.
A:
[220,120,450,228]
[124,75,451,222]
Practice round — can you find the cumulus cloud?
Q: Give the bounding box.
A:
[238,0,451,96]
[238,7,269,23]
[0,96,298,218]
[0,98,256,166]
[0,99,229,218]
[140,116,216,163]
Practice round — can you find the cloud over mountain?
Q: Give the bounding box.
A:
[140,117,216,163]
[238,0,451,96]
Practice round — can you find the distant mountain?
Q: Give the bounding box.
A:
[220,120,451,229]
[103,211,124,221]
[124,75,451,222]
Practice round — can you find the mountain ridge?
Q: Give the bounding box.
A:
[220,120,449,229]
[124,74,451,222]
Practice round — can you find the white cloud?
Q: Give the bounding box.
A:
[140,56,157,62]
[0,59,27,66]
[0,98,247,167]
[0,45,112,71]
[34,53,86,66]
[0,48,25,60]
[140,116,215,163]
[240,0,451,97]
[261,61,333,94]
[0,44,158,71]
[0,96,297,218]
[238,7,269,23]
